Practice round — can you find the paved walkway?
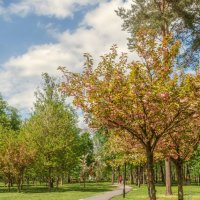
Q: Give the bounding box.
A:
[81,185,132,200]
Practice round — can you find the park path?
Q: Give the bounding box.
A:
[81,185,132,200]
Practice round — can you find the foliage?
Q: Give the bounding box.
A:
[0,128,35,192]
[190,148,200,176]
[60,30,200,199]
[103,130,145,167]
[117,0,200,67]
[24,73,80,190]
[0,95,21,130]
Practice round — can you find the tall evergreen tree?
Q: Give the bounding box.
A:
[117,0,199,67]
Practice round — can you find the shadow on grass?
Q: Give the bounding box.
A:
[0,183,115,194]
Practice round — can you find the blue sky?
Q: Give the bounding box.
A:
[0,0,133,128]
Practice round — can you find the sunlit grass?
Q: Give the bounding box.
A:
[112,184,200,200]
[0,182,116,200]
[0,182,199,200]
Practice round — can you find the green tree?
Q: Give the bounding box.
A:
[0,128,35,192]
[0,94,21,130]
[79,132,94,187]
[25,73,80,191]
[80,132,94,165]
[0,94,10,128]
[7,107,21,131]
[190,148,200,185]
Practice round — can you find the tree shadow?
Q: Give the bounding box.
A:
[0,183,116,194]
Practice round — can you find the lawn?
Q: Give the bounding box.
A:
[0,182,199,200]
[0,182,116,200]
[112,184,200,200]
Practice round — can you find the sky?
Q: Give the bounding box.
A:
[0,0,135,128]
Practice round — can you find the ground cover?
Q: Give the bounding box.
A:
[0,182,116,200]
[112,184,200,200]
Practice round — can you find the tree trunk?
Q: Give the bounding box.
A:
[165,157,172,195]
[10,178,13,187]
[83,175,86,188]
[27,177,30,185]
[112,169,115,185]
[123,163,127,198]
[137,165,141,187]
[198,175,200,186]
[48,167,53,192]
[146,147,156,200]
[17,170,24,193]
[17,177,22,193]
[56,177,60,188]
[174,159,184,200]
[118,166,121,184]
[67,173,71,183]
[142,166,146,184]
[8,173,12,192]
[130,164,134,184]
[155,164,158,183]
[60,175,63,186]
[160,163,165,183]
[186,164,190,184]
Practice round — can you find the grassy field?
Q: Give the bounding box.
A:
[0,182,116,200]
[112,184,200,200]
[0,182,199,200]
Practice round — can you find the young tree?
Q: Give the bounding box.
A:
[190,148,200,185]
[25,73,80,191]
[0,128,35,192]
[0,94,10,128]
[60,31,200,200]
[78,132,94,186]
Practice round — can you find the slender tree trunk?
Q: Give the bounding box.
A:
[186,164,190,184]
[174,159,184,200]
[146,147,156,200]
[10,178,13,187]
[17,177,22,193]
[130,164,134,184]
[27,177,30,185]
[118,166,121,184]
[112,169,115,185]
[198,175,200,186]
[143,166,146,184]
[56,177,60,188]
[17,170,24,193]
[67,173,71,183]
[60,175,63,186]
[155,164,158,183]
[160,163,165,183]
[123,163,127,198]
[48,167,53,192]
[165,157,172,195]
[83,175,86,188]
[137,165,141,187]
[8,173,12,192]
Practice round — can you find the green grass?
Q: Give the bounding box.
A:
[112,184,200,200]
[0,183,199,200]
[0,182,116,200]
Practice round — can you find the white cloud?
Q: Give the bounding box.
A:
[1,0,103,19]
[5,44,81,76]
[0,0,136,127]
